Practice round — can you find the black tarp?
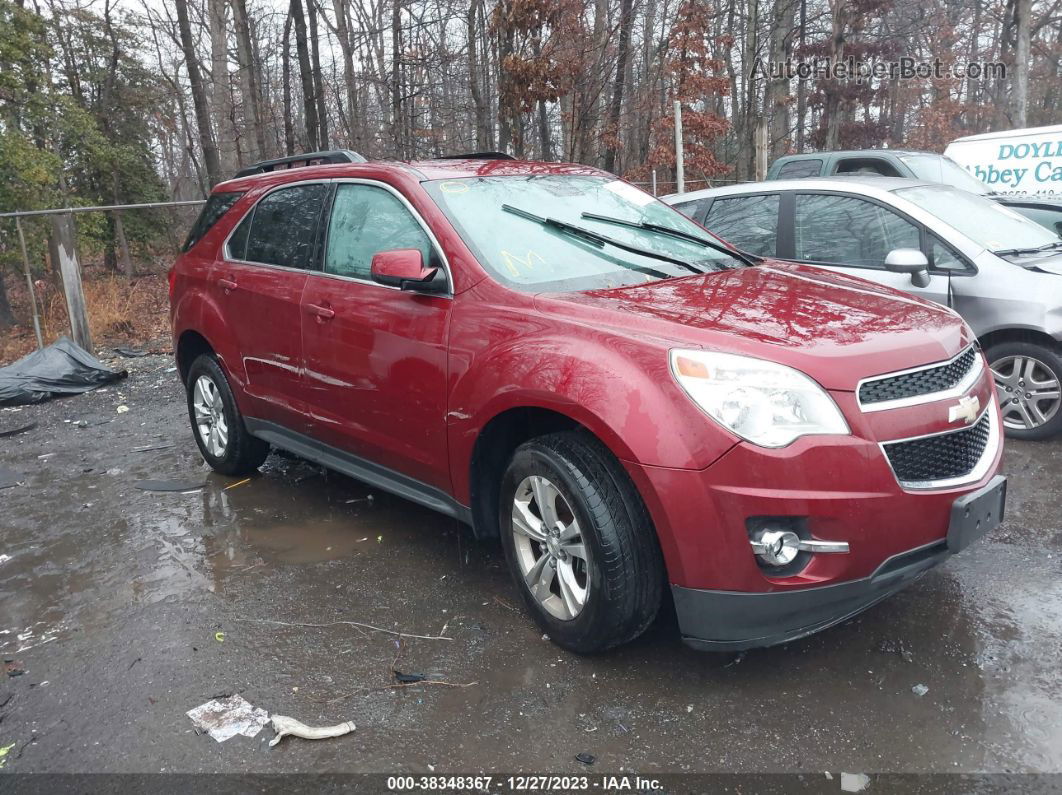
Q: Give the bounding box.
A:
[0,337,128,406]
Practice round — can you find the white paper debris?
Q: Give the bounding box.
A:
[840,772,871,792]
[912,683,929,697]
[187,695,270,742]
[0,555,11,566]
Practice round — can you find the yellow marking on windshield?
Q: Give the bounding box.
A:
[439,181,470,194]
[500,249,546,277]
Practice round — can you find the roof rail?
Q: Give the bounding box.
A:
[233,149,367,178]
[435,151,515,161]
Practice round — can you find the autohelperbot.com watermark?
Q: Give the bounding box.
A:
[754,56,1007,83]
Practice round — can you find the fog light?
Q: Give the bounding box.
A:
[750,529,801,566]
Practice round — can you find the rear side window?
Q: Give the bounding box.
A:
[182,191,244,252]
[669,199,704,221]
[834,158,902,177]
[794,194,920,267]
[703,194,779,256]
[239,184,328,269]
[776,159,822,179]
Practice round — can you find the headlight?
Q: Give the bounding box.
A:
[669,349,849,448]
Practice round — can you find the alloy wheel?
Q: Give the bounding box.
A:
[192,375,229,457]
[510,475,591,621]
[991,354,1062,431]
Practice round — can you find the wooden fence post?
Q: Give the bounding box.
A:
[50,212,93,352]
[15,217,44,350]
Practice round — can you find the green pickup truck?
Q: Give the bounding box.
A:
[767,150,991,193]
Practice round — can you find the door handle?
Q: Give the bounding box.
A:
[217,277,238,292]
[307,303,335,320]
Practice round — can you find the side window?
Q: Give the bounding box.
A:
[833,158,902,177]
[776,159,822,179]
[323,184,432,279]
[669,199,704,221]
[243,184,328,269]
[930,236,969,271]
[703,194,779,256]
[183,191,244,252]
[794,194,920,267]
[227,212,252,260]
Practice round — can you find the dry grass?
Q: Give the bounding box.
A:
[0,269,171,365]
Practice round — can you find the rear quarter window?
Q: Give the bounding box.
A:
[182,191,244,252]
[776,159,823,178]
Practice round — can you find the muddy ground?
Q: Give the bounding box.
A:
[1,353,1060,776]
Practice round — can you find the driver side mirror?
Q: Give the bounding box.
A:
[885,248,931,288]
[370,248,446,294]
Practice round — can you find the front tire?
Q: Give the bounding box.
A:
[186,354,269,475]
[987,341,1062,440]
[498,431,663,654]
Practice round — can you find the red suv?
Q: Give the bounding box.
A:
[170,151,1006,653]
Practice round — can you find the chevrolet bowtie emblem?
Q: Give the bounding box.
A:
[948,395,981,424]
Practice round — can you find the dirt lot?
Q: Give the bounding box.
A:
[1,353,1060,777]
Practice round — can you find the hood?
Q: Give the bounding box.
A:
[534,261,972,391]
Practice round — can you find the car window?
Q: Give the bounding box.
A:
[241,184,328,269]
[834,158,902,177]
[183,191,244,252]
[323,184,433,280]
[794,194,920,267]
[670,199,706,221]
[776,159,822,179]
[1008,205,1062,237]
[929,236,968,271]
[703,194,779,256]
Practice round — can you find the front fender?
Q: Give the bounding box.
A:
[446,300,737,505]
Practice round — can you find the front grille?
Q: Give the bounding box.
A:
[859,347,977,406]
[882,409,992,486]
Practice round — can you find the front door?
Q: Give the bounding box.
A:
[300,181,452,491]
[786,192,951,306]
[216,182,329,430]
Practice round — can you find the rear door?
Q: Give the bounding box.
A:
[781,191,951,305]
[217,181,329,430]
[300,180,452,491]
[701,193,781,257]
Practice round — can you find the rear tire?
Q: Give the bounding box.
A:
[186,354,269,475]
[498,431,663,654]
[987,341,1062,441]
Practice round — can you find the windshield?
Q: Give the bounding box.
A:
[423,175,745,292]
[895,185,1060,254]
[898,154,991,195]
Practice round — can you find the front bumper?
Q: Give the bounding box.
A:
[672,474,1006,651]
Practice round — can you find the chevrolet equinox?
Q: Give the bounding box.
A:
[170,151,1006,653]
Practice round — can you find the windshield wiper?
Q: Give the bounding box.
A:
[501,204,705,276]
[994,240,1062,257]
[580,212,759,266]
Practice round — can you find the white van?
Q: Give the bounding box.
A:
[945,125,1062,197]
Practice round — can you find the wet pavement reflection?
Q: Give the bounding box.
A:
[0,355,1060,773]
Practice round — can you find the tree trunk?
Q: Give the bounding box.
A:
[208,0,237,172]
[823,0,848,150]
[333,0,362,149]
[307,0,329,149]
[795,0,806,151]
[282,10,296,155]
[176,0,223,187]
[232,0,266,162]
[0,273,15,332]
[392,0,404,157]
[290,0,320,151]
[1007,0,1031,127]
[467,0,491,150]
[767,0,795,160]
[603,0,634,173]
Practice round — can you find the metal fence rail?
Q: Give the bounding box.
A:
[2,199,206,353]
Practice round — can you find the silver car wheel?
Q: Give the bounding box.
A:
[511,475,590,621]
[991,354,1062,430]
[192,375,229,458]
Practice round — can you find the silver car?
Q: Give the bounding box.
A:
[664,177,1062,439]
